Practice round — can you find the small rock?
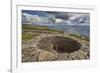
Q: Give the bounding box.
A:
[79,49,89,56]
[30,51,37,56]
[38,50,57,61]
[73,51,88,59]
[57,53,72,60]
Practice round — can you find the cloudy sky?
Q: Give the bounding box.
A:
[22,10,90,25]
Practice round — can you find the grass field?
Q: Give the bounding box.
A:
[22,24,64,33]
[22,24,89,41]
[22,24,64,41]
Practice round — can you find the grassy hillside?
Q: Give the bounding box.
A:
[22,24,64,33]
[22,24,64,41]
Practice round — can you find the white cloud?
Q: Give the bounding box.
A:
[22,12,90,26]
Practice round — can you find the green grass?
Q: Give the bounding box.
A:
[22,31,41,41]
[22,32,33,41]
[22,24,89,41]
[22,24,64,41]
[22,24,64,33]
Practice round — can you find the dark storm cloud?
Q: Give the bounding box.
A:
[47,12,89,20]
[46,11,70,20]
[22,10,90,25]
[22,10,48,17]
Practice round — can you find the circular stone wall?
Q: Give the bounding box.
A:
[37,36,81,53]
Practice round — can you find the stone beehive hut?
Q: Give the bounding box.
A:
[22,34,90,62]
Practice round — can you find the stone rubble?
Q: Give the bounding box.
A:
[22,33,90,62]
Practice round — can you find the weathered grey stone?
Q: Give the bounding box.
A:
[38,50,57,61]
[79,49,88,56]
[73,51,88,59]
[22,31,89,62]
[57,53,72,60]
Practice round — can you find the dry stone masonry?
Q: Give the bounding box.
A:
[22,33,90,62]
